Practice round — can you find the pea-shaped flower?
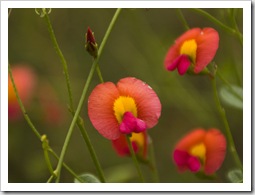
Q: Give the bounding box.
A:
[164,28,219,75]
[112,132,148,160]
[173,128,226,175]
[88,77,161,140]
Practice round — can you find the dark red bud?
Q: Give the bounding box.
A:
[86,27,96,45]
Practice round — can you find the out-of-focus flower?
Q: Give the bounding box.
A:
[173,128,226,175]
[112,132,148,160]
[164,28,219,75]
[88,77,161,140]
[8,65,37,120]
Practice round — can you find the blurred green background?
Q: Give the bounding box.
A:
[8,8,243,183]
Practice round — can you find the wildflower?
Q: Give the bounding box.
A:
[112,132,148,159]
[164,28,219,75]
[88,77,161,140]
[8,65,37,120]
[173,128,226,175]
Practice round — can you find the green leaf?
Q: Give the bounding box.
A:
[227,169,243,183]
[219,84,243,109]
[74,173,101,183]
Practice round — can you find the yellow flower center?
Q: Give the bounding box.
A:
[113,96,137,123]
[190,143,206,163]
[130,132,144,149]
[180,39,197,63]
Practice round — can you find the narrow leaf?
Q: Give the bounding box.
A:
[227,169,243,183]
[74,173,101,183]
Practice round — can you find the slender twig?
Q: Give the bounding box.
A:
[8,64,82,182]
[8,64,41,140]
[54,8,122,183]
[211,77,243,171]
[47,175,55,183]
[148,138,160,183]
[126,135,145,183]
[190,8,243,44]
[44,13,74,112]
[176,9,189,30]
[96,66,104,83]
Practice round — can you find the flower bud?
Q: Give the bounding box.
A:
[85,27,98,58]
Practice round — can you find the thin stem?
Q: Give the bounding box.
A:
[96,66,104,83]
[125,135,145,183]
[8,64,41,140]
[42,137,54,175]
[47,175,55,183]
[190,8,243,43]
[176,8,189,30]
[54,8,122,183]
[211,77,243,171]
[148,138,160,183]
[48,148,84,182]
[44,13,74,112]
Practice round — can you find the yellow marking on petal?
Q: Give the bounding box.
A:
[180,39,197,63]
[113,96,137,123]
[190,143,206,163]
[130,133,144,148]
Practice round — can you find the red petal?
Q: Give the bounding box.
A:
[187,156,201,172]
[88,82,121,140]
[175,128,206,151]
[117,77,161,129]
[164,28,201,70]
[177,55,191,75]
[194,28,219,73]
[204,129,226,175]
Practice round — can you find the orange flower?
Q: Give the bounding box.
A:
[112,132,148,159]
[8,65,37,120]
[88,77,161,140]
[164,28,219,75]
[173,128,226,175]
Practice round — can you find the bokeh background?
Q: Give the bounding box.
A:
[8,8,243,183]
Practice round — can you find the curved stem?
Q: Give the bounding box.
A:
[44,13,74,112]
[211,77,243,171]
[54,8,122,183]
[96,66,104,83]
[47,175,55,183]
[8,64,41,140]
[176,8,189,30]
[190,8,243,44]
[125,135,145,183]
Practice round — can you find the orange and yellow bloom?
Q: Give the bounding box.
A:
[88,77,161,140]
[164,28,219,75]
[173,128,226,175]
[112,132,148,159]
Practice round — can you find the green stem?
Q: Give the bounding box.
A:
[48,148,83,182]
[41,135,54,175]
[211,77,243,171]
[9,64,82,182]
[191,8,243,43]
[54,8,122,183]
[96,66,104,83]
[148,138,160,183]
[125,135,145,183]
[8,64,41,140]
[47,175,55,183]
[44,13,74,112]
[229,8,243,45]
[176,9,189,30]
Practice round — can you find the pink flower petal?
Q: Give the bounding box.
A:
[177,55,191,75]
[117,77,161,129]
[166,54,182,71]
[187,156,201,172]
[204,129,226,175]
[173,149,190,166]
[194,28,219,73]
[88,82,121,140]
